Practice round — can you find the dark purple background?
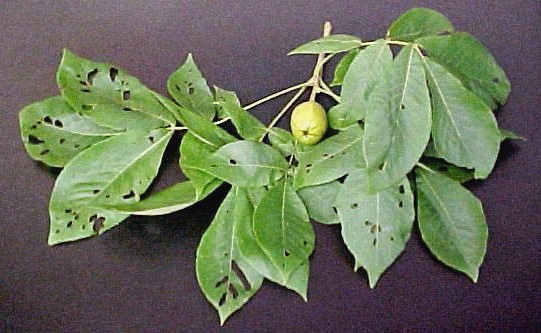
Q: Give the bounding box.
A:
[1,1,540,332]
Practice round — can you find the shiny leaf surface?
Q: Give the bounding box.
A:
[289,34,362,55]
[196,187,263,325]
[387,7,454,42]
[48,129,172,244]
[362,45,431,192]
[423,57,500,179]
[253,179,315,283]
[294,124,365,189]
[202,141,288,188]
[57,49,175,130]
[416,168,488,282]
[297,181,341,225]
[19,96,117,167]
[337,173,414,288]
[418,33,511,109]
[327,40,393,129]
[167,53,215,120]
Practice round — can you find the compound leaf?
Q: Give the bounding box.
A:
[167,53,215,120]
[57,49,175,130]
[423,57,500,179]
[196,187,263,325]
[328,40,393,129]
[48,129,173,245]
[288,34,362,55]
[387,7,454,42]
[294,124,365,189]
[337,172,414,288]
[362,44,431,192]
[417,32,511,109]
[19,96,118,167]
[253,179,315,283]
[416,168,488,282]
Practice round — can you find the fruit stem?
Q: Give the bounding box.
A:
[318,79,341,102]
[416,162,436,173]
[309,21,333,102]
[259,85,308,141]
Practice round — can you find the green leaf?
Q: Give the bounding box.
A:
[213,86,239,119]
[415,168,488,282]
[253,179,315,283]
[57,49,175,130]
[337,172,414,288]
[387,7,454,42]
[288,34,362,55]
[297,181,341,225]
[48,129,173,245]
[202,141,288,188]
[423,57,500,179]
[214,87,267,141]
[417,32,511,109]
[330,48,359,87]
[420,159,475,183]
[327,40,393,129]
[362,44,432,192]
[111,181,217,215]
[294,124,365,189]
[171,104,237,148]
[285,260,310,301]
[268,128,296,157]
[179,132,223,198]
[196,187,264,325]
[237,187,309,299]
[500,128,525,142]
[167,53,215,120]
[19,96,118,167]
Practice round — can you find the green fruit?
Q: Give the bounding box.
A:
[290,101,328,145]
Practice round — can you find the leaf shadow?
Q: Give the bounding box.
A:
[105,185,230,258]
[32,159,62,176]
[494,139,522,169]
[465,139,522,191]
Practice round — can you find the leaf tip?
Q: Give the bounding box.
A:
[467,269,480,283]
[367,274,380,289]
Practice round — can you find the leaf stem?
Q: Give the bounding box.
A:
[318,79,341,102]
[244,82,310,111]
[167,125,188,131]
[361,39,412,47]
[309,22,333,102]
[260,85,308,141]
[167,117,229,131]
[416,162,436,173]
